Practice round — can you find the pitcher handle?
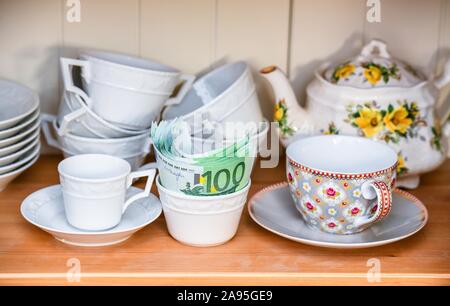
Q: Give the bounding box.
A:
[60,58,92,106]
[164,74,195,107]
[122,166,157,213]
[353,181,393,229]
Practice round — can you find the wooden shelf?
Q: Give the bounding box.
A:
[0,155,449,285]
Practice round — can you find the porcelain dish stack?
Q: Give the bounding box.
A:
[0,80,41,192]
[41,51,195,170]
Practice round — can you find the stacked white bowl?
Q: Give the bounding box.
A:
[0,80,41,192]
[162,61,265,134]
[42,51,194,170]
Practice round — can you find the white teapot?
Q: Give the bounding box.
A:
[261,40,450,188]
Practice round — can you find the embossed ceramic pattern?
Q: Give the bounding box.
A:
[261,40,450,188]
[286,135,397,235]
[248,183,428,249]
[20,185,162,247]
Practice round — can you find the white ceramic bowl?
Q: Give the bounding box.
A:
[0,119,40,150]
[0,79,39,131]
[0,143,40,175]
[0,154,39,192]
[0,128,40,158]
[157,177,251,247]
[41,114,152,157]
[0,109,39,140]
[162,62,264,133]
[57,91,150,138]
[0,137,40,167]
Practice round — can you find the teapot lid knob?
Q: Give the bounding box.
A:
[359,39,390,59]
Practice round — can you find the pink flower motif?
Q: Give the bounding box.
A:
[306,202,314,211]
[326,188,336,197]
[351,207,360,215]
[328,222,337,228]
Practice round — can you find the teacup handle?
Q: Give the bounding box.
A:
[60,58,92,106]
[164,74,195,107]
[40,113,62,150]
[122,166,157,213]
[58,107,86,137]
[354,181,392,229]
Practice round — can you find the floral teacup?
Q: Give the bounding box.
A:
[286,135,398,235]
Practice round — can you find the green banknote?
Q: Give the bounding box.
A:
[151,120,256,196]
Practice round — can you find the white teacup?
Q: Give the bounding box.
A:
[57,91,149,138]
[58,154,156,231]
[61,51,195,130]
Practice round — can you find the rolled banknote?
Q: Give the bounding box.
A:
[151,120,257,196]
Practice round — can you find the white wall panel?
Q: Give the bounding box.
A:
[215,0,291,118]
[62,0,140,58]
[0,0,62,114]
[289,0,365,105]
[364,0,441,76]
[140,0,215,74]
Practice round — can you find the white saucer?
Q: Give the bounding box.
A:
[248,183,428,249]
[21,185,162,247]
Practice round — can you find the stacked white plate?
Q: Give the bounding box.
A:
[0,80,41,192]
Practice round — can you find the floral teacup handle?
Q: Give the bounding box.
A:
[353,181,392,229]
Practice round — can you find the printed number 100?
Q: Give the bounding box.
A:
[202,162,245,193]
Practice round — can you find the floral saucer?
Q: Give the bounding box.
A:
[248,183,428,249]
[21,185,162,247]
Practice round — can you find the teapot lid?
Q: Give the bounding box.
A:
[323,40,425,88]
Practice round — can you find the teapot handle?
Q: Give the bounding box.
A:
[435,59,450,125]
[359,39,391,59]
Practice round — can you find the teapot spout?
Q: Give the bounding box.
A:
[260,66,303,113]
[260,66,311,141]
